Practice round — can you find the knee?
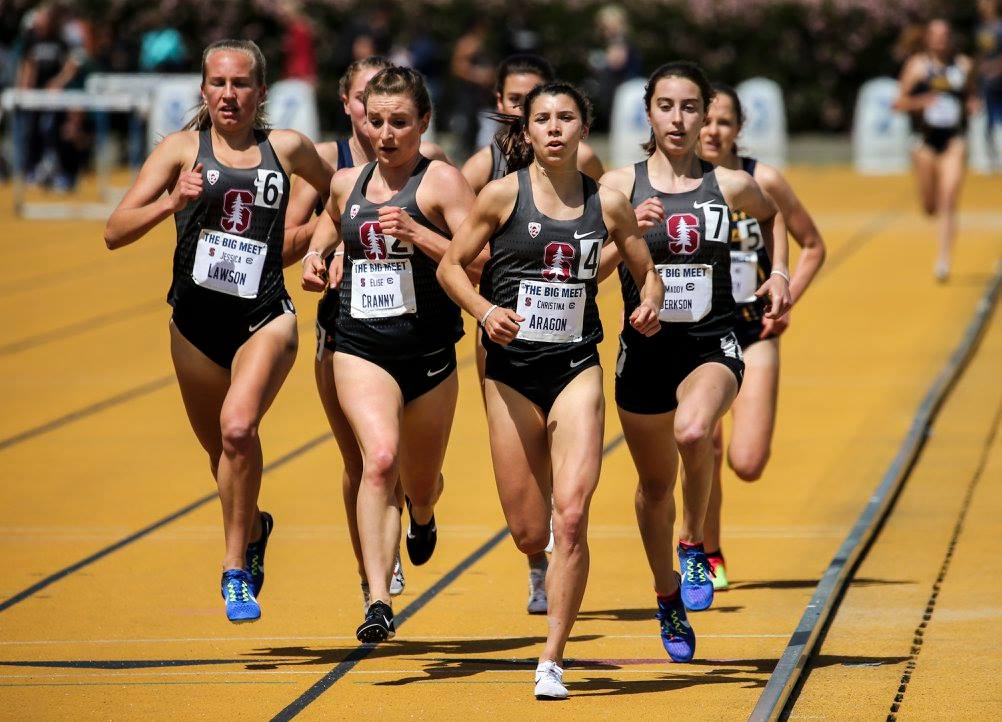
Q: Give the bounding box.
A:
[511,525,549,556]
[552,502,588,552]
[729,447,770,482]
[363,448,398,489]
[674,415,713,452]
[636,477,673,504]
[922,198,936,216]
[220,412,259,455]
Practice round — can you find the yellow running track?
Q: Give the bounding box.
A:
[0,168,999,720]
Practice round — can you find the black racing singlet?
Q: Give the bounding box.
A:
[621,158,735,338]
[315,138,355,337]
[910,55,970,136]
[482,168,606,362]
[336,156,463,359]
[728,156,772,323]
[171,129,290,318]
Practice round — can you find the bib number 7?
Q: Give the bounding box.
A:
[694,201,729,243]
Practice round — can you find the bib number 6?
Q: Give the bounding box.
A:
[254,169,284,209]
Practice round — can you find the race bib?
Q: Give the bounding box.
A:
[516,279,585,343]
[923,93,961,128]
[657,263,712,323]
[192,229,267,298]
[350,258,416,319]
[730,251,759,304]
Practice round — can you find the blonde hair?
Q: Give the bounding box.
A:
[183,39,268,131]
[339,56,393,99]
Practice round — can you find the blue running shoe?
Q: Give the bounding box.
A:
[657,576,696,662]
[677,543,714,611]
[221,569,260,623]
[245,511,273,596]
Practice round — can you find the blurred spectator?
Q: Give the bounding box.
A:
[977,0,1002,161]
[390,16,445,108]
[138,7,188,73]
[16,3,83,190]
[450,17,494,158]
[279,0,317,83]
[586,4,643,130]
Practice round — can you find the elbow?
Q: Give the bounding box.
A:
[104,231,121,251]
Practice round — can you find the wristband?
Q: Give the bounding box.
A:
[302,249,323,266]
[480,304,499,326]
[770,269,790,284]
[332,251,345,257]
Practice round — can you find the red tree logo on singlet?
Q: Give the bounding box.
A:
[359,221,388,260]
[221,189,254,234]
[666,213,700,254]
[542,241,574,282]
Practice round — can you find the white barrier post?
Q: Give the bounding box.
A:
[610,78,649,170]
[267,79,320,141]
[736,78,788,168]
[967,110,995,175]
[147,76,202,151]
[852,77,911,175]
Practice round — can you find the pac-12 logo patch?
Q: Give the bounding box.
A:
[528,222,541,239]
[666,213,700,254]
[349,204,360,219]
[359,221,388,260]
[206,169,219,185]
[543,241,574,282]
[221,189,254,234]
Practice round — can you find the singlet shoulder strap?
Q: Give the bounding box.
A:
[197,129,214,163]
[254,129,285,174]
[740,156,758,177]
[336,138,353,170]
[356,160,379,198]
[631,159,650,204]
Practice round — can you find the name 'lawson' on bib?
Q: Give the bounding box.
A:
[350,258,417,319]
[657,263,713,322]
[192,229,267,298]
[516,279,586,343]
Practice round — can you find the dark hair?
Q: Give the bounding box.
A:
[710,82,744,127]
[362,66,432,119]
[495,54,554,96]
[493,81,593,172]
[339,55,392,99]
[641,61,714,156]
[184,39,268,131]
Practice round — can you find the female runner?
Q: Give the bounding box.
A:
[301,67,475,642]
[598,62,790,661]
[697,83,826,590]
[895,18,976,281]
[461,53,606,616]
[284,56,450,610]
[104,39,332,622]
[439,81,663,699]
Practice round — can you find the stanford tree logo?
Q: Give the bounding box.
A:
[666,212,700,254]
[542,241,574,282]
[221,189,254,234]
[359,221,388,260]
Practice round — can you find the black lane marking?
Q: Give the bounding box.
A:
[271,431,629,720]
[0,298,163,356]
[0,432,332,614]
[887,402,1002,721]
[0,375,176,452]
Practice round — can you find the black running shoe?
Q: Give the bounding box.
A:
[356,600,395,643]
[405,496,437,566]
[245,511,273,596]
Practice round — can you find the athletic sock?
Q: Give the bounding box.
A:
[657,588,681,605]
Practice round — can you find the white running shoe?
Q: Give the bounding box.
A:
[544,514,554,554]
[527,568,547,614]
[534,660,567,700]
[390,551,406,596]
[934,259,950,282]
[360,581,372,613]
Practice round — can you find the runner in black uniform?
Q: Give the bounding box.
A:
[895,19,975,281]
[104,40,331,624]
[460,54,607,616]
[439,81,663,700]
[284,57,452,612]
[698,83,826,590]
[301,66,475,644]
[597,62,790,662]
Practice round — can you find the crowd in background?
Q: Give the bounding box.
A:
[0,0,999,190]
